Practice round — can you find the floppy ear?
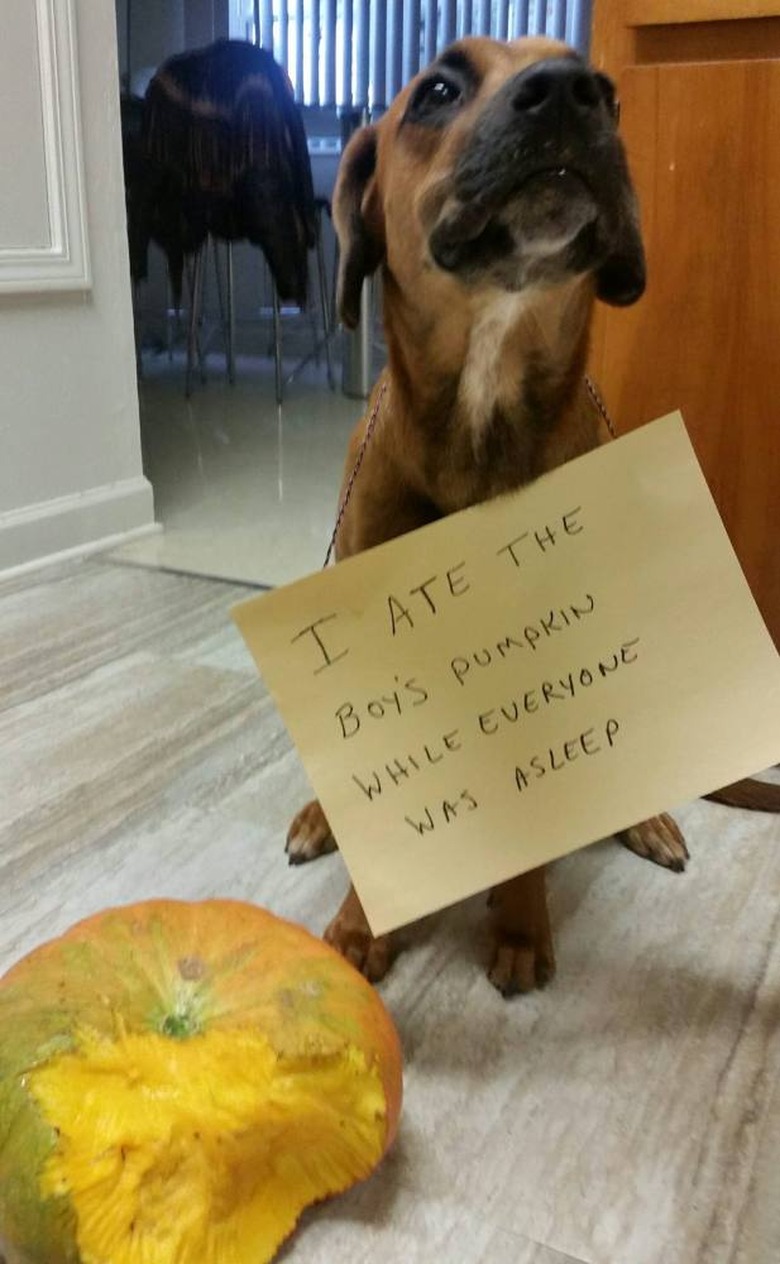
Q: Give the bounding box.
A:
[596,218,646,306]
[596,173,647,307]
[333,125,385,329]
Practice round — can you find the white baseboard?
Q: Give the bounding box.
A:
[0,476,156,576]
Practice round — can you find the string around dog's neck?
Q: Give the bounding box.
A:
[323,375,616,569]
[584,374,618,440]
[323,379,389,568]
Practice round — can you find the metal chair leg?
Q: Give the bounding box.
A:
[272,285,283,405]
[185,246,207,397]
[197,252,208,385]
[166,273,175,361]
[213,238,226,334]
[212,237,235,385]
[315,213,336,390]
[227,241,236,385]
[185,252,199,397]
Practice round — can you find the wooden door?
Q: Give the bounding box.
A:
[589,2,780,644]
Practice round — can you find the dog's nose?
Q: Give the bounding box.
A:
[511,59,602,120]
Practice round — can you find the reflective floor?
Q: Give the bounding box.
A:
[110,349,365,588]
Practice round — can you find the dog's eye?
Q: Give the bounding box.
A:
[406,75,463,123]
[421,78,462,108]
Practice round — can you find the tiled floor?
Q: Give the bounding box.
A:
[2,557,779,1264]
[110,350,365,587]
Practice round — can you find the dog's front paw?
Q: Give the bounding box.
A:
[286,799,338,865]
[619,813,689,872]
[324,913,393,983]
[487,930,555,998]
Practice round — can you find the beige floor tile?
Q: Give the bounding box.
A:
[0,556,253,711]
[1,560,779,1264]
[729,1066,780,1264]
[280,1183,584,1263]
[369,804,780,1264]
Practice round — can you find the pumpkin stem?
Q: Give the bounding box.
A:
[160,1009,202,1039]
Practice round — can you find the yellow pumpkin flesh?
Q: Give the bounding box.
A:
[0,899,402,1264]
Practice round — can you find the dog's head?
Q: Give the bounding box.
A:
[334,37,645,328]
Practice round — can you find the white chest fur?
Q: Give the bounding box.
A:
[456,291,534,443]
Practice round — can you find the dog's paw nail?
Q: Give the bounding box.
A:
[488,938,548,997]
[535,961,556,988]
[285,802,337,865]
[620,814,688,872]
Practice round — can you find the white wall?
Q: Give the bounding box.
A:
[0,0,154,573]
[0,1,51,249]
[185,0,230,52]
[128,0,185,87]
[116,0,229,90]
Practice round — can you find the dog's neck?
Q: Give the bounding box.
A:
[457,289,570,437]
[381,273,595,512]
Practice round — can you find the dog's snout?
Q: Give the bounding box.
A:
[511,60,602,120]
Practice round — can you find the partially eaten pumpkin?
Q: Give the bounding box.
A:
[0,899,402,1264]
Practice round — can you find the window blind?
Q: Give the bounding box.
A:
[236,0,591,110]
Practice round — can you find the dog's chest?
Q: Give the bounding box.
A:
[456,293,533,443]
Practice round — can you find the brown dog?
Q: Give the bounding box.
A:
[286,36,689,995]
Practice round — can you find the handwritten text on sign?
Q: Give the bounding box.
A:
[233,415,780,935]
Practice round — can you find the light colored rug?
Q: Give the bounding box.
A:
[1,557,778,1264]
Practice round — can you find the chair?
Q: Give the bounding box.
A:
[128,40,331,398]
[184,196,335,402]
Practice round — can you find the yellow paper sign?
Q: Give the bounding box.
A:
[233,414,780,935]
